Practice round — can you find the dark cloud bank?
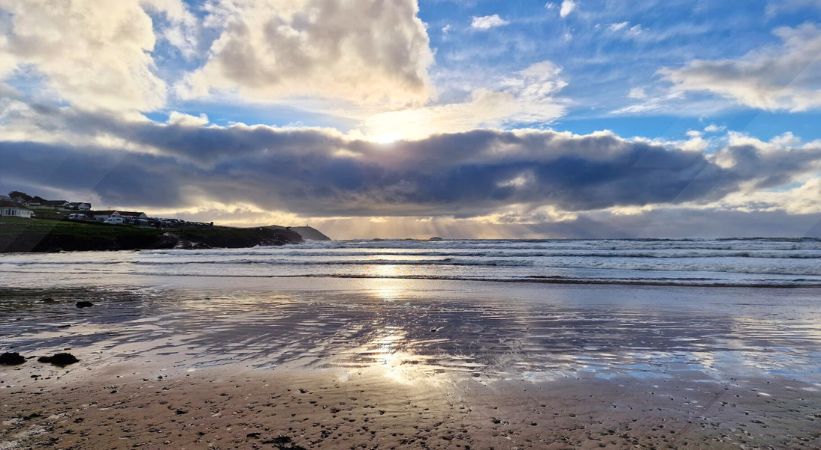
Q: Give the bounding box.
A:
[1,108,819,237]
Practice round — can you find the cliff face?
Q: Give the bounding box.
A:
[0,218,303,253]
[289,226,332,241]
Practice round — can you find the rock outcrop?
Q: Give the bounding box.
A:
[289,226,332,241]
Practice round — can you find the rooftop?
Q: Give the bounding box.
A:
[0,200,31,209]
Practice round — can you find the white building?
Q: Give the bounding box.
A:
[0,201,33,218]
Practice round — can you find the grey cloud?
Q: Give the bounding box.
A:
[0,141,189,207]
[527,209,821,239]
[1,109,819,219]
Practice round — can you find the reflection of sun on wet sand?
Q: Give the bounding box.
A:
[366,264,414,301]
[2,282,821,448]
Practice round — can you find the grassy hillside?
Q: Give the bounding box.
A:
[0,218,302,252]
[28,208,73,220]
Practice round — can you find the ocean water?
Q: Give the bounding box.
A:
[1,238,820,384]
[1,238,820,287]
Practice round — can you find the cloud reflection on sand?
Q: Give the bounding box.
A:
[1,282,820,387]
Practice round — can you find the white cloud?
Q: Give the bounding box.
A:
[704,124,725,133]
[0,0,168,111]
[611,91,686,115]
[167,111,209,127]
[140,0,200,58]
[177,0,433,109]
[609,21,628,32]
[560,0,577,18]
[627,87,647,99]
[725,131,809,153]
[680,130,709,152]
[765,0,821,17]
[626,24,643,37]
[661,23,821,111]
[471,14,509,30]
[608,21,643,38]
[713,178,821,215]
[360,61,568,141]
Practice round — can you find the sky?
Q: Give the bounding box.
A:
[0,0,819,239]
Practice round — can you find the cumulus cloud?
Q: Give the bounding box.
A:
[0,0,167,111]
[2,104,819,223]
[661,23,821,111]
[177,0,433,108]
[715,178,821,216]
[471,15,509,30]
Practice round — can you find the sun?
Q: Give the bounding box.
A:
[370,132,401,145]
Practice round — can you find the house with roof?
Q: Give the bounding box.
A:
[67,202,92,211]
[37,199,70,209]
[0,199,34,218]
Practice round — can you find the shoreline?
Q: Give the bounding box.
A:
[2,268,820,290]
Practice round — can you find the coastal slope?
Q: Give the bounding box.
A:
[0,217,303,252]
[289,226,332,241]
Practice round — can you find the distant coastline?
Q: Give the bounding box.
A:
[0,190,330,253]
[0,217,301,252]
[0,217,334,253]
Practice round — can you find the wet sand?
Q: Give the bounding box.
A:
[3,368,820,449]
[2,281,821,448]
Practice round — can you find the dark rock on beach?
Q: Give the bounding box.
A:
[38,353,79,367]
[0,352,26,366]
[75,301,94,308]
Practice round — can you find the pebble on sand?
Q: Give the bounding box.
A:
[37,353,79,367]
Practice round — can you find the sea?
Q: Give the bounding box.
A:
[1,238,819,287]
[1,238,821,384]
